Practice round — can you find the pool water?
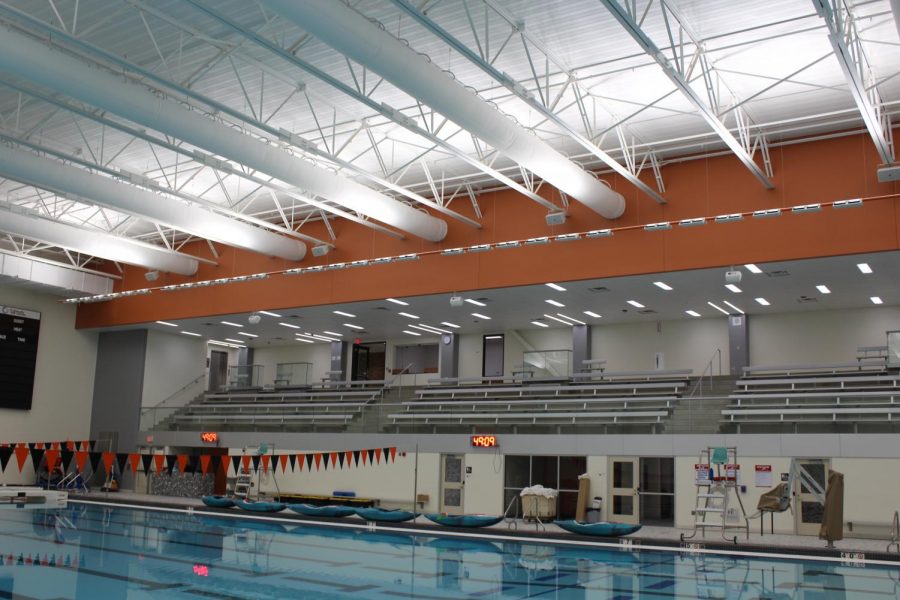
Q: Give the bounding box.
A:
[0,503,898,598]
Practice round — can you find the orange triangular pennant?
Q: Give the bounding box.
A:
[345,451,353,469]
[375,448,382,464]
[241,455,251,472]
[102,452,115,474]
[14,446,29,472]
[361,449,368,465]
[199,455,211,474]
[260,455,271,473]
[74,451,88,473]
[278,454,289,473]
[128,453,140,475]
[314,453,322,471]
[153,454,165,474]
[176,455,188,475]
[390,447,397,463]
[45,449,60,471]
[329,452,338,469]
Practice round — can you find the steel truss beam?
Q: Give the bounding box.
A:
[813,0,894,164]
[599,0,775,189]
[391,0,666,203]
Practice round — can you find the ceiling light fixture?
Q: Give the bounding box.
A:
[583,311,602,318]
[323,331,342,336]
[653,281,673,291]
[180,331,202,337]
[258,310,282,317]
[755,297,771,306]
[722,300,745,315]
[279,322,300,329]
[744,264,763,274]
[557,313,586,325]
[465,299,486,307]
[471,312,491,320]
[544,314,573,325]
[531,321,549,328]
[225,338,245,344]
[871,296,884,305]
[857,263,873,274]
[545,299,565,307]
[238,332,258,338]
[221,321,243,328]
[441,322,460,329]
[295,337,314,344]
[546,283,566,292]
[386,298,409,306]
[156,320,178,327]
[403,330,421,336]
[679,217,706,227]
[627,300,645,308]
[344,323,364,330]
[410,324,450,335]
[685,310,701,317]
[208,340,243,348]
[816,285,831,294]
[725,284,742,293]
[333,310,356,317]
[707,302,730,315]
[586,229,613,238]
[398,312,420,319]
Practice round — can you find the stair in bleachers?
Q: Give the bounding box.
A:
[663,375,738,434]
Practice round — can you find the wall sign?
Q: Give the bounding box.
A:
[200,432,218,443]
[470,435,498,448]
[755,464,773,487]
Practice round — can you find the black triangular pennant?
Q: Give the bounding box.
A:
[29,448,45,470]
[116,453,129,475]
[141,454,153,473]
[338,453,345,468]
[88,452,102,473]
[367,449,375,464]
[251,455,261,471]
[353,450,360,467]
[305,454,314,470]
[210,455,221,472]
[382,448,390,464]
[0,447,12,473]
[165,455,176,472]
[60,450,74,472]
[288,454,296,471]
[89,441,97,453]
[231,455,241,474]
[322,453,330,469]
[27,442,36,451]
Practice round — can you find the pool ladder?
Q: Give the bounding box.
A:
[888,511,900,553]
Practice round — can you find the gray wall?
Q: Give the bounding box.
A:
[90,330,147,452]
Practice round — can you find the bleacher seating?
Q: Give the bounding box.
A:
[389,369,692,433]
[722,361,899,433]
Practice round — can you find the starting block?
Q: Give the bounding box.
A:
[0,487,67,509]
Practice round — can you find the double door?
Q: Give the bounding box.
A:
[608,457,674,526]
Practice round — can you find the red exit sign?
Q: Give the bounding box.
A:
[471,435,498,448]
[200,432,218,443]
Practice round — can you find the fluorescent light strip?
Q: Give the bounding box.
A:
[311,334,340,342]
[238,332,258,338]
[653,281,672,291]
[752,209,780,219]
[722,300,745,315]
[496,240,521,249]
[545,299,565,307]
[857,263,873,274]
[440,322,460,329]
[295,333,318,341]
[557,313,586,325]
[685,310,701,317]
[554,233,580,242]
[871,296,883,305]
[833,198,862,209]
[715,213,743,223]
[545,283,566,292]
[725,284,742,293]
[471,312,491,320]
[344,323,364,330]
[484,335,503,340]
[221,321,243,328]
[707,302,729,315]
[386,298,409,306]
[156,320,178,327]
[295,337,314,344]
[465,299,486,307]
[816,285,831,294]
[586,229,613,238]
[398,312,420,319]
[208,340,242,348]
[583,311,601,318]
[323,331,342,336]
[180,331,202,337]
[403,330,421,336]
[411,324,451,335]
[225,338,245,344]
[279,322,300,329]
[258,310,281,317]
[644,222,671,231]
[544,314,573,325]
[626,300,644,308]
[468,244,491,253]
[333,310,356,317]
[531,321,549,328]
[744,264,762,274]
[755,297,771,306]
[679,218,706,227]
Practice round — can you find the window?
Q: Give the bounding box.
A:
[393,343,438,374]
[503,455,587,519]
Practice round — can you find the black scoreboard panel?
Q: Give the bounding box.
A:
[0,305,41,410]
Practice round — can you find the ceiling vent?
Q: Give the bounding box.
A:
[766,270,790,277]
[638,309,657,314]
[372,306,391,311]
[797,296,818,304]
[589,286,610,293]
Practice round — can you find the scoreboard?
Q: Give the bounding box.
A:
[0,305,41,410]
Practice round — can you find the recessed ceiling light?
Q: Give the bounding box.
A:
[531,321,549,328]
[545,283,566,292]
[398,312,420,319]
[258,310,281,317]
[583,311,602,318]
[410,324,451,334]
[225,338,244,343]
[322,331,341,336]
[545,299,565,307]
[208,340,242,348]
[557,313,585,325]
[745,264,762,274]
[544,314,573,325]
[295,333,318,342]
[723,300,745,315]
[755,297,771,306]
[471,312,491,320]
[156,320,178,327]
[816,285,831,294]
[707,301,729,315]
[180,331,202,337]
[465,299,486,307]
[725,284,742,293]
[857,263,873,274]
[279,322,300,329]
[386,298,409,306]
[653,281,673,291]
[403,330,421,336]
[238,332,258,338]
[221,321,243,328]
[871,296,883,305]
[333,310,356,317]
[441,322,460,329]
[295,337,314,344]
[685,310,701,317]
[344,323,364,330]
[627,300,645,308]
[310,334,340,342]
[484,334,504,339]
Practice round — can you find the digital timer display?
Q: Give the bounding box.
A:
[471,435,498,448]
[200,432,218,443]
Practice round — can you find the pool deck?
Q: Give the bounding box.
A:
[73,491,900,563]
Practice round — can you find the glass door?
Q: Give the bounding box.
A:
[608,457,639,525]
[440,454,465,515]
[795,459,830,535]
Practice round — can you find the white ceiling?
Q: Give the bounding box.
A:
[136,249,900,347]
[0,0,897,279]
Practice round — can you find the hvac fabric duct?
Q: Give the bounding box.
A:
[263,0,626,220]
[0,145,305,261]
[0,205,199,275]
[0,27,447,242]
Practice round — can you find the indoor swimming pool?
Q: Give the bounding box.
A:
[0,502,898,599]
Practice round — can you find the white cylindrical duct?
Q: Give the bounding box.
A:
[0,206,199,275]
[264,0,626,220]
[0,27,447,242]
[0,145,306,261]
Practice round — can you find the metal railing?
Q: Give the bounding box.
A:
[139,373,207,430]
